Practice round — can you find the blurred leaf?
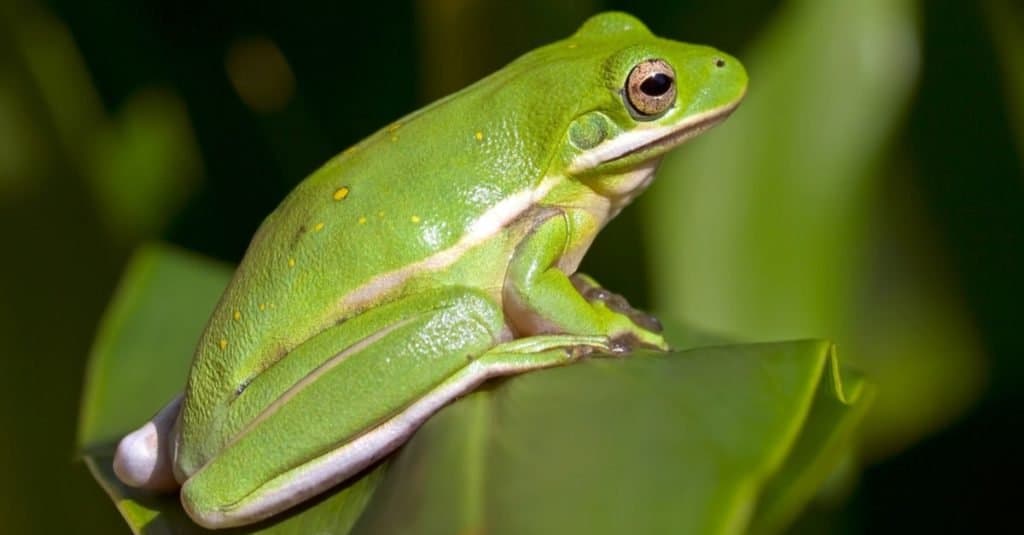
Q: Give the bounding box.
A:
[648,0,982,457]
[225,37,296,114]
[9,0,104,160]
[81,246,868,534]
[0,47,46,197]
[986,0,1024,165]
[86,88,204,241]
[414,0,594,100]
[5,1,202,240]
[0,0,91,199]
[651,0,919,343]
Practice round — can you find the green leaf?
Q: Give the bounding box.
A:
[80,246,869,534]
[353,342,869,535]
[747,357,873,534]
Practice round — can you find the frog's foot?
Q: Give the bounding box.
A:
[570,273,665,353]
[113,394,183,491]
[487,333,610,363]
[570,273,663,333]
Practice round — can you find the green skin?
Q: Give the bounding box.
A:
[112,12,747,529]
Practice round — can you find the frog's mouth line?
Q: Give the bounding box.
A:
[569,101,741,173]
[614,104,739,161]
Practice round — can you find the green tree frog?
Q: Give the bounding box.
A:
[113,12,747,529]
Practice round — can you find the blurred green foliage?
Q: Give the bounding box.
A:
[648,0,982,461]
[1,0,1021,533]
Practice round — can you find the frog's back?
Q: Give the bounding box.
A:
[179,63,569,452]
[177,20,646,470]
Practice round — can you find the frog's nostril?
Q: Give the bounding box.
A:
[714,58,726,68]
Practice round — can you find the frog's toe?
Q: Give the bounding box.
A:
[570,273,664,334]
[609,330,668,353]
[113,394,182,491]
[627,309,663,333]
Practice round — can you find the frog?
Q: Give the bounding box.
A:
[112,11,747,529]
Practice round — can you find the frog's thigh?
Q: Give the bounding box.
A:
[181,287,507,529]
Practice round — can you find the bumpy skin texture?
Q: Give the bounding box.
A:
[114,11,747,529]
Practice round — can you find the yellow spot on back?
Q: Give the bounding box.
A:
[333,187,350,201]
[233,310,241,321]
[288,257,296,267]
[474,131,484,141]
[314,222,325,232]
[568,43,578,49]
[358,216,368,224]
[377,210,385,217]
[410,215,421,223]
[259,303,266,311]
[219,338,228,350]
[390,135,399,142]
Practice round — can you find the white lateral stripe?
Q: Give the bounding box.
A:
[199,358,551,527]
[338,175,563,310]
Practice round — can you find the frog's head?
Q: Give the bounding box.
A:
[531,12,748,202]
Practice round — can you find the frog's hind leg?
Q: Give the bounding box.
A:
[180,286,613,529]
[181,287,559,528]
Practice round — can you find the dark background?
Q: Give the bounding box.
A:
[0,0,1020,532]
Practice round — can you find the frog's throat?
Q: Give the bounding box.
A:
[567,102,740,174]
[605,158,660,216]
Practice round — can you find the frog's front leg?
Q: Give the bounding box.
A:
[504,210,668,352]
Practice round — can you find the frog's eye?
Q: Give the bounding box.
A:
[625,59,676,118]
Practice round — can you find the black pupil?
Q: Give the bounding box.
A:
[640,73,672,96]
